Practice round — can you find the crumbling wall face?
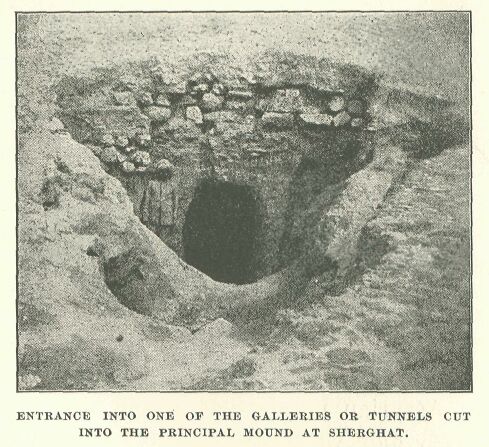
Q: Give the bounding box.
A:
[56,60,377,278]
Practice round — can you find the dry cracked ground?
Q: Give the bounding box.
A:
[17,13,471,391]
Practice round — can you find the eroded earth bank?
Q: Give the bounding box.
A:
[17,14,471,390]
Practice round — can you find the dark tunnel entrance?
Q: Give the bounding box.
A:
[182,180,262,285]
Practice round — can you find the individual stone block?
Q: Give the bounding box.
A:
[211,83,226,96]
[80,109,150,143]
[267,88,306,113]
[203,111,238,123]
[159,117,202,141]
[300,105,323,115]
[192,83,210,94]
[328,95,346,112]
[116,152,127,163]
[135,133,151,147]
[225,100,253,112]
[298,113,334,127]
[99,146,119,164]
[227,90,253,100]
[180,95,198,106]
[350,117,365,128]
[123,145,136,154]
[215,115,255,141]
[114,135,129,148]
[202,72,217,83]
[155,94,171,107]
[100,133,115,147]
[186,106,203,124]
[261,112,295,129]
[254,98,270,113]
[137,92,153,106]
[143,105,171,122]
[189,72,216,86]
[131,150,151,166]
[333,111,351,127]
[200,92,224,112]
[189,72,205,84]
[121,161,135,173]
[165,82,187,95]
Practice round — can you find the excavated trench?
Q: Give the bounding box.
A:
[52,56,468,328]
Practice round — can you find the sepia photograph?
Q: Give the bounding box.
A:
[16,11,471,391]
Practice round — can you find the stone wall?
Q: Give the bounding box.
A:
[56,54,446,283]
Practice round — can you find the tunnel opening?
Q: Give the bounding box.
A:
[183,179,262,285]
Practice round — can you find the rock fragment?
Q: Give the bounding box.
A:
[254,98,269,113]
[211,83,226,96]
[192,83,210,94]
[131,150,151,167]
[203,111,237,123]
[228,90,253,100]
[155,94,171,107]
[114,135,129,148]
[180,95,198,106]
[200,92,224,112]
[186,106,203,124]
[99,146,120,164]
[226,101,253,112]
[333,111,351,127]
[328,95,346,112]
[161,117,202,141]
[267,88,305,113]
[143,105,171,122]
[123,145,136,154]
[350,117,365,128]
[135,133,151,147]
[165,82,186,95]
[100,133,115,147]
[18,374,41,390]
[300,105,323,115]
[116,152,127,163]
[298,113,333,127]
[121,161,136,173]
[137,92,153,106]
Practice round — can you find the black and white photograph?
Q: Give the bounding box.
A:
[16,11,471,391]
